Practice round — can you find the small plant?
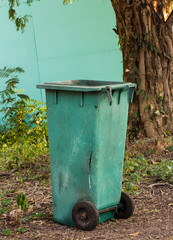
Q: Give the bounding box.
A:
[1,229,12,236]
[2,198,12,207]
[0,190,12,214]
[149,159,173,183]
[0,66,48,171]
[17,192,27,211]
[123,154,149,193]
[0,85,48,148]
[18,227,25,234]
[124,154,149,177]
[166,145,173,152]
[123,154,173,194]
[21,211,46,222]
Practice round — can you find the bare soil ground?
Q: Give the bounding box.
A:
[0,152,173,240]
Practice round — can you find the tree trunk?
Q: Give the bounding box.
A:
[111,0,173,142]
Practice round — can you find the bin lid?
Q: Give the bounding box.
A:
[37,80,136,92]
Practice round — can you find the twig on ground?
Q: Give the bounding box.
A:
[0,169,17,178]
[149,182,173,188]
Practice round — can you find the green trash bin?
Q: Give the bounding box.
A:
[37,80,136,231]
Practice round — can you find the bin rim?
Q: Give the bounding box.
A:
[36,80,136,92]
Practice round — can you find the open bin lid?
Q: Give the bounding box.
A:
[37,80,136,92]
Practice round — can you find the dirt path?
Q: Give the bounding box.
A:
[0,174,173,240]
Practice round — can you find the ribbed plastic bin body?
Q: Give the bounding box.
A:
[37,80,136,226]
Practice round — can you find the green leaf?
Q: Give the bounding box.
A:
[5,77,19,85]
[126,181,137,191]
[17,94,29,100]
[18,227,25,234]
[130,173,141,184]
[163,51,170,60]
[0,206,12,214]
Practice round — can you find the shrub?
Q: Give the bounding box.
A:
[0,67,48,170]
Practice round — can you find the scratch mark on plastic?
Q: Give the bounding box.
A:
[88,152,93,189]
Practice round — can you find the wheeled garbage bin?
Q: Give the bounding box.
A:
[37,80,136,231]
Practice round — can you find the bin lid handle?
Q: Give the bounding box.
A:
[105,86,113,105]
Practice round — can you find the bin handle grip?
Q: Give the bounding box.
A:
[105,85,130,105]
[105,86,113,105]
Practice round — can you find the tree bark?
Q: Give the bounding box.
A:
[111,0,173,141]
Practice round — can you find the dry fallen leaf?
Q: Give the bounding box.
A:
[28,205,34,212]
[151,160,159,165]
[129,232,140,237]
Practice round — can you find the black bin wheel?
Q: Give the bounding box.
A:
[72,201,99,231]
[114,191,135,219]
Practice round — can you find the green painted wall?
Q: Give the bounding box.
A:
[0,0,122,104]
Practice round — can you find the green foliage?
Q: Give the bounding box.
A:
[63,0,77,5]
[0,67,48,170]
[123,155,149,193]
[8,0,40,32]
[118,25,129,50]
[0,141,48,171]
[166,145,173,151]
[0,190,12,214]
[1,229,12,236]
[124,154,149,177]
[0,95,48,147]
[2,198,12,206]
[7,0,77,31]
[63,0,72,4]
[0,68,48,146]
[150,159,173,183]
[17,192,27,211]
[21,211,46,222]
[18,227,25,234]
[0,66,24,78]
[123,155,173,193]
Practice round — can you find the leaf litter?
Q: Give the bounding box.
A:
[0,154,172,240]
